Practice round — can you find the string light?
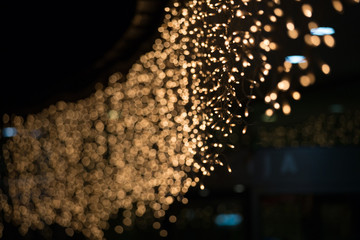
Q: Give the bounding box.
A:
[1,0,358,239]
[1,3,195,239]
[182,0,357,175]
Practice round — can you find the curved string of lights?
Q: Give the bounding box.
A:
[0,0,358,239]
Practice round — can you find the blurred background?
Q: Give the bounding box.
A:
[1,1,360,239]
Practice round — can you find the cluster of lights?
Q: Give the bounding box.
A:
[184,0,269,175]
[260,0,360,117]
[0,0,358,239]
[182,0,356,172]
[0,3,197,239]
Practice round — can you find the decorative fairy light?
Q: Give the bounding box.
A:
[183,0,271,175]
[0,0,358,239]
[259,0,357,116]
[1,2,196,239]
[183,0,358,171]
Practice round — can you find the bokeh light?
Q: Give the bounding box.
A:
[0,0,358,239]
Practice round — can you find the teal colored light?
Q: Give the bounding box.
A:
[215,213,242,227]
[310,27,335,36]
[285,55,306,64]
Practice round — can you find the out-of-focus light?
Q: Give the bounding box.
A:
[2,127,17,137]
[324,35,335,47]
[310,27,335,36]
[270,92,277,101]
[274,103,280,109]
[329,104,344,113]
[159,229,168,237]
[300,75,311,87]
[215,214,243,227]
[277,79,290,91]
[169,215,177,223]
[321,64,331,74]
[108,110,119,120]
[261,113,277,123]
[332,0,344,12]
[233,184,245,193]
[265,109,274,117]
[285,55,306,64]
[302,4,313,18]
[292,91,301,100]
[282,104,291,115]
[286,22,295,31]
[114,225,123,234]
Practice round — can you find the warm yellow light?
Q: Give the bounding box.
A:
[300,75,311,87]
[153,222,161,230]
[292,91,301,100]
[114,226,124,234]
[270,15,277,22]
[282,104,291,115]
[274,103,280,109]
[2,0,357,237]
[286,22,295,31]
[169,215,177,223]
[277,79,290,91]
[299,60,309,70]
[160,230,168,237]
[284,61,292,71]
[264,25,272,32]
[270,92,278,100]
[236,10,242,17]
[302,4,313,18]
[266,109,274,116]
[308,22,318,30]
[310,35,321,46]
[274,8,284,17]
[324,35,335,48]
[332,0,344,12]
[321,64,331,74]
